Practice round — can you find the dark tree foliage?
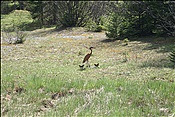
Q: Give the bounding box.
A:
[43,1,58,25]
[90,1,111,25]
[52,1,111,27]
[1,1,111,28]
[1,1,174,37]
[55,1,95,27]
[25,1,46,28]
[145,1,175,36]
[1,1,27,14]
[1,1,17,14]
[106,1,175,38]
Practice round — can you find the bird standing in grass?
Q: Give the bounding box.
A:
[94,63,99,67]
[83,47,94,67]
[79,64,85,70]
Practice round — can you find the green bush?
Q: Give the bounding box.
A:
[98,15,110,31]
[85,16,109,32]
[85,20,102,32]
[85,20,96,31]
[105,13,120,39]
[85,20,103,32]
[105,2,158,39]
[94,25,103,32]
[169,47,175,64]
[1,10,33,31]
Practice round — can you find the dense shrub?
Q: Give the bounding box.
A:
[106,1,174,39]
[85,15,110,32]
[85,19,104,32]
[1,10,33,31]
[105,13,121,39]
[95,25,103,32]
[1,1,19,14]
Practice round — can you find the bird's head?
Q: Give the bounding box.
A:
[89,47,94,49]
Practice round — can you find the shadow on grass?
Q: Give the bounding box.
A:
[100,38,117,43]
[140,57,175,69]
[28,26,67,37]
[19,21,67,33]
[130,36,175,53]
[100,36,175,53]
[131,37,175,68]
[100,36,175,68]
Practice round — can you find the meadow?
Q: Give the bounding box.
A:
[1,27,175,117]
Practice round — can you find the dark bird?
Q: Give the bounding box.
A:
[94,63,99,67]
[79,64,84,69]
[83,47,94,67]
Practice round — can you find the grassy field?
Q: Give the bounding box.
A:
[1,27,175,117]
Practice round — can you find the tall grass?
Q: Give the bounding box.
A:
[1,27,175,116]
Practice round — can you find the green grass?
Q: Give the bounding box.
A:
[1,27,175,116]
